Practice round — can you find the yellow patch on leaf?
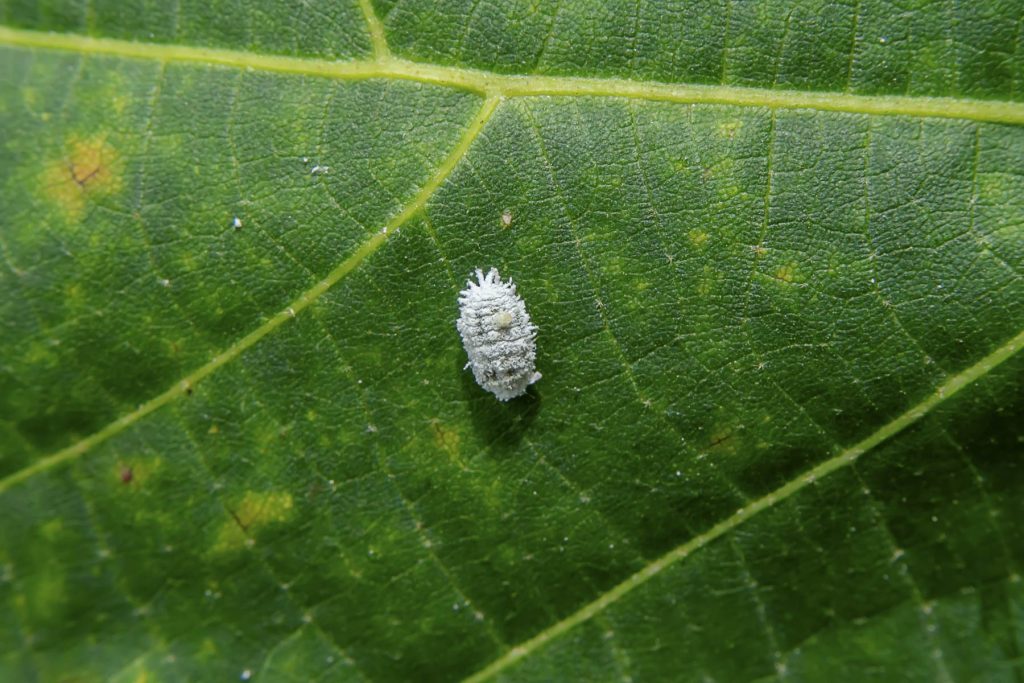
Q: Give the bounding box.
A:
[431,419,462,461]
[41,135,122,222]
[773,262,805,285]
[212,491,294,553]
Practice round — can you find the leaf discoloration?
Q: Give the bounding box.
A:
[41,135,122,222]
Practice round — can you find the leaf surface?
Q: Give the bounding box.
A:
[0,1,1023,681]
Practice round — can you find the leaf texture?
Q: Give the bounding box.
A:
[0,1,1022,681]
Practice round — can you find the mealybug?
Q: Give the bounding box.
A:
[456,268,541,401]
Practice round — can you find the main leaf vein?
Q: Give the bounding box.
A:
[1,26,1023,124]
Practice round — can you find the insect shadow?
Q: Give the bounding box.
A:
[456,349,541,456]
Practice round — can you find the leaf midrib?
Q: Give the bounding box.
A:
[1,26,1024,124]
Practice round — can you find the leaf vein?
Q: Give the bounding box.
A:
[1,27,1023,123]
[357,0,390,59]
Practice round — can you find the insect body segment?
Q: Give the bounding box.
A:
[457,268,541,401]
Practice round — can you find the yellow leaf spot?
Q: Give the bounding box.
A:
[212,491,294,553]
[29,567,66,619]
[697,265,719,296]
[198,638,218,657]
[708,424,742,456]
[40,518,63,541]
[773,262,805,285]
[688,229,709,249]
[717,120,743,139]
[41,135,123,222]
[431,420,462,461]
[114,457,161,487]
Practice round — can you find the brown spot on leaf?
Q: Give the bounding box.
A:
[431,419,461,461]
[42,135,122,222]
[708,423,743,456]
[212,491,294,553]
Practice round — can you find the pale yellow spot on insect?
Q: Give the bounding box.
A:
[688,229,709,249]
[212,491,294,553]
[494,310,515,329]
[41,135,123,222]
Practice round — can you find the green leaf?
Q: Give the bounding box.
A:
[1,1,1022,681]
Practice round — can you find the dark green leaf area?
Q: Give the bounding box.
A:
[0,48,480,470]
[0,0,371,58]
[1,88,1021,682]
[431,97,1021,502]
[500,355,1024,682]
[378,0,1024,100]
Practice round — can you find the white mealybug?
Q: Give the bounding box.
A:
[457,268,541,401]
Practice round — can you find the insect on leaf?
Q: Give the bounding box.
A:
[0,2,1022,682]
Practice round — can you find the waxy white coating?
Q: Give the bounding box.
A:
[456,268,541,401]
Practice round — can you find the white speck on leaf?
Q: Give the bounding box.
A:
[310,165,330,175]
[456,268,541,401]
[232,216,242,229]
[501,209,512,226]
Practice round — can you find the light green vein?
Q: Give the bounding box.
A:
[1,26,1024,123]
[463,326,1024,683]
[356,0,390,59]
[0,93,502,496]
